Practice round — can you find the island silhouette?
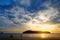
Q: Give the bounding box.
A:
[23,30,51,34]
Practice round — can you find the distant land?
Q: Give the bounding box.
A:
[23,30,51,34]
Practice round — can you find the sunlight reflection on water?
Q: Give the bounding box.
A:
[22,33,60,39]
[40,33,49,38]
[23,33,50,38]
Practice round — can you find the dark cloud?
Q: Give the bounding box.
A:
[50,13,60,23]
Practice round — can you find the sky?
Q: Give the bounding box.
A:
[0,0,60,33]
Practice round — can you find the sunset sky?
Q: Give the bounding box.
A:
[0,0,60,33]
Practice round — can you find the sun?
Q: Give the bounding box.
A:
[39,24,53,31]
[26,21,55,32]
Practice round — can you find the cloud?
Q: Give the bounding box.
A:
[0,0,60,29]
[0,16,16,27]
[37,7,59,23]
[25,7,59,25]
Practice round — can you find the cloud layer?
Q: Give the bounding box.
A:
[0,0,60,28]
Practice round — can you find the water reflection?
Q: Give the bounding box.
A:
[41,34,46,38]
[23,33,50,38]
[22,33,60,40]
[40,33,49,38]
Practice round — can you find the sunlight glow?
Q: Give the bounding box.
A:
[41,34,46,38]
[39,16,48,22]
[24,7,59,33]
[41,33,49,38]
[26,21,56,32]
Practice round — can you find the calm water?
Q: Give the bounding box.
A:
[23,33,60,38]
[0,33,60,40]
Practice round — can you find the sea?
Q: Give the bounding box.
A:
[0,33,60,40]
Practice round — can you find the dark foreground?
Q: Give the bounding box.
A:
[0,37,60,40]
[0,33,60,40]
